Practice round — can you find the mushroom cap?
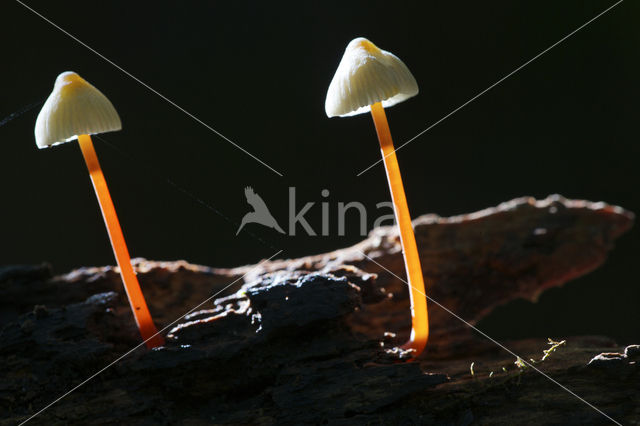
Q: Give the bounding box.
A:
[35,71,122,148]
[325,37,419,118]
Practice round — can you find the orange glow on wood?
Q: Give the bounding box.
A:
[77,134,164,349]
[370,102,429,357]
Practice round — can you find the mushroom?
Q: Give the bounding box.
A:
[35,71,164,349]
[325,38,428,357]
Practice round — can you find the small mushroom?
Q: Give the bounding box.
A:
[326,38,428,357]
[35,71,164,349]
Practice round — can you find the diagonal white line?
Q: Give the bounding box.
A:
[14,0,284,177]
[18,249,283,425]
[358,250,622,425]
[356,0,624,176]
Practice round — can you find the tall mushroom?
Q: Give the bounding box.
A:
[325,38,428,357]
[35,71,164,349]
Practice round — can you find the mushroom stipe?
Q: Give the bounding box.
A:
[370,102,429,355]
[78,134,164,349]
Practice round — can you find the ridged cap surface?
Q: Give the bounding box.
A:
[325,38,418,117]
[35,71,122,148]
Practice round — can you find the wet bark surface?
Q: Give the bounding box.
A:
[1,195,637,425]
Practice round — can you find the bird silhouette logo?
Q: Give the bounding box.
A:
[236,186,285,235]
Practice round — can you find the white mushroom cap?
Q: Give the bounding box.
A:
[35,71,122,148]
[325,37,419,118]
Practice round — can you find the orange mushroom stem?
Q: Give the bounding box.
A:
[78,135,164,349]
[370,103,429,356]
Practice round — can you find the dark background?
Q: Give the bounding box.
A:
[1,1,637,342]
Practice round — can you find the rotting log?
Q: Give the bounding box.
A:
[1,195,636,425]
